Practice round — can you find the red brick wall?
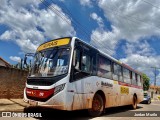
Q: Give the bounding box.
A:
[0,66,28,98]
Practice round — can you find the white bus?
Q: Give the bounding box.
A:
[24,37,143,116]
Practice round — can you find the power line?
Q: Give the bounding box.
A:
[53,0,118,54]
[56,1,121,55]
[40,0,135,56]
[39,0,115,54]
[89,0,160,56]
[40,0,160,59]
[141,0,160,9]
[40,0,90,40]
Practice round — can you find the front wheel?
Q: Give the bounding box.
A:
[88,94,104,117]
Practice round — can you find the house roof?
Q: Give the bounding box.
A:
[0,57,11,67]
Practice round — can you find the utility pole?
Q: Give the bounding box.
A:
[151,67,160,86]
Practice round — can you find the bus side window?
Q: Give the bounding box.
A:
[137,75,141,86]
[135,73,138,85]
[123,68,131,84]
[74,49,81,71]
[140,75,143,87]
[72,48,92,81]
[81,53,91,73]
[113,63,123,81]
[132,72,136,85]
[132,73,138,85]
[97,55,111,79]
[130,71,132,84]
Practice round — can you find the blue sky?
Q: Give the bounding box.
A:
[1,0,160,85]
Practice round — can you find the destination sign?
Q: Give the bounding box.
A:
[37,38,70,51]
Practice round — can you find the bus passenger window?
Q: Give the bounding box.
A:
[97,56,111,79]
[137,75,141,86]
[81,53,91,73]
[72,49,91,81]
[130,71,133,84]
[132,73,137,85]
[140,76,143,86]
[135,73,138,85]
[113,63,123,81]
[130,71,132,79]
[75,49,81,70]
[123,68,131,84]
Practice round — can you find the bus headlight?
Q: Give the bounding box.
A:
[54,83,65,95]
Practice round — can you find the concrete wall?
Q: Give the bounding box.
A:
[0,66,28,98]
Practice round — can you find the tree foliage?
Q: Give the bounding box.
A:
[142,73,150,91]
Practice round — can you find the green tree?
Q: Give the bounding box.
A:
[142,73,150,91]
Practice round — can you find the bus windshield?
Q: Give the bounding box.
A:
[30,47,70,77]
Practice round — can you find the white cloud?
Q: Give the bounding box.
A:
[120,54,159,69]
[36,5,75,39]
[9,0,39,8]
[90,13,119,55]
[124,40,155,56]
[80,0,92,6]
[16,39,38,53]
[97,0,160,42]
[0,0,75,53]
[9,56,21,62]
[90,12,104,27]
[90,0,160,55]
[0,31,15,40]
[91,25,120,55]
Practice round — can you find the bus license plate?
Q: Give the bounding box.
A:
[29,100,38,106]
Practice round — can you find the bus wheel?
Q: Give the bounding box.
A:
[132,95,137,109]
[88,94,104,117]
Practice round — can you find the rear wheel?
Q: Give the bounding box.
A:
[88,94,104,117]
[132,95,137,109]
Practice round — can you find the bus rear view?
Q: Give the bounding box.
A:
[24,37,73,110]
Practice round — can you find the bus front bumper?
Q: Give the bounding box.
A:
[23,88,66,110]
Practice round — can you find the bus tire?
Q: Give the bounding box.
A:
[132,95,137,109]
[88,94,104,117]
